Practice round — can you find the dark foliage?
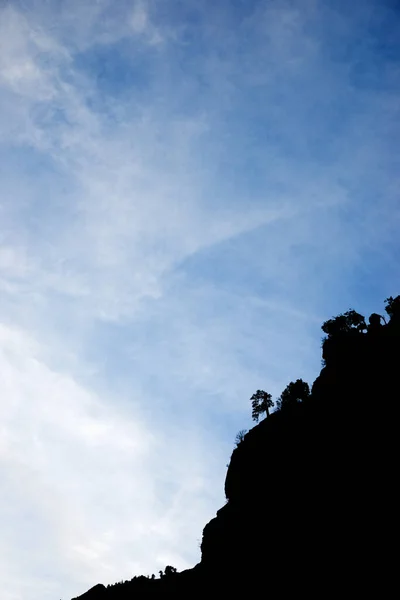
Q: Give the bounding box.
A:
[321,308,366,337]
[250,389,274,421]
[385,295,400,321]
[276,379,310,411]
[234,429,247,446]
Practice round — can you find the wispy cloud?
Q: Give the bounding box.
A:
[0,1,399,598]
[0,322,222,598]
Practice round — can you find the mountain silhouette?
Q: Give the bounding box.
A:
[71,297,399,599]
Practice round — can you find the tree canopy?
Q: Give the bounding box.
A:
[250,390,274,421]
[321,309,366,338]
[276,379,310,411]
[385,295,400,322]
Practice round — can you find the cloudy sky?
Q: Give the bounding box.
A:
[0,0,399,598]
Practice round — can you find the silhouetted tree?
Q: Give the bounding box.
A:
[368,313,385,333]
[322,309,366,338]
[251,390,274,421]
[163,566,178,578]
[385,295,400,322]
[276,379,310,411]
[235,429,247,446]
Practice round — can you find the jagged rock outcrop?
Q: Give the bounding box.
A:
[72,319,398,599]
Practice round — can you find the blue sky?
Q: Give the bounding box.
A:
[0,1,399,598]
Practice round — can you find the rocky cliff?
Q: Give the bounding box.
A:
[73,317,398,599]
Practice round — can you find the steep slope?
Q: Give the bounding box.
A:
[73,320,399,599]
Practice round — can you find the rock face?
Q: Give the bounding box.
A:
[72,322,398,599]
[200,324,398,597]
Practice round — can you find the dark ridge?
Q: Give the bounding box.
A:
[71,296,399,599]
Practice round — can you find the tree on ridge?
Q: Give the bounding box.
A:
[251,390,274,421]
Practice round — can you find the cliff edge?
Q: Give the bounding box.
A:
[73,305,399,598]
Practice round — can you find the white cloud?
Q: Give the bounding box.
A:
[0,322,224,599]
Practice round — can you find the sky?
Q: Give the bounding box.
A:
[0,0,399,598]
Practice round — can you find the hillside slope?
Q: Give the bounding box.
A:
[72,314,399,599]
